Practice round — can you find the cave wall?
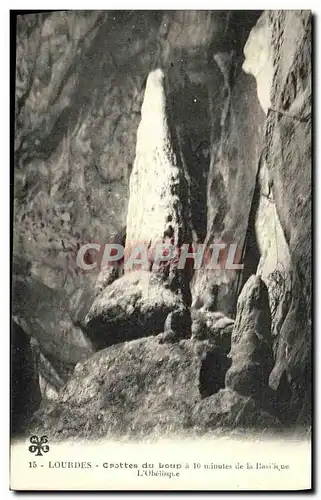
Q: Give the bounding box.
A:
[14,11,164,402]
[190,50,266,315]
[243,10,312,422]
[267,11,312,421]
[14,11,162,328]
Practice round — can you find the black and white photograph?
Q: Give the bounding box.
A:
[10,8,312,491]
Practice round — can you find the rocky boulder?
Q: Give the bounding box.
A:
[85,271,191,350]
[94,266,120,297]
[30,332,281,440]
[31,336,222,440]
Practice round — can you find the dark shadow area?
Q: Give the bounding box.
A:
[199,350,231,398]
[11,321,41,437]
[234,169,262,314]
[167,70,211,243]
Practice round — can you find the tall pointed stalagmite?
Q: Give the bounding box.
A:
[125,68,192,303]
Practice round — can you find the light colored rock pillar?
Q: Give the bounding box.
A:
[125,68,192,301]
[126,68,189,249]
[225,275,273,398]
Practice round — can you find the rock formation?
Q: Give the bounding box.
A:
[124,67,192,305]
[13,274,94,384]
[243,10,312,424]
[85,271,190,349]
[31,275,280,439]
[193,388,280,431]
[94,226,126,295]
[12,10,312,438]
[191,309,233,344]
[125,68,190,252]
[192,275,279,430]
[30,337,221,440]
[225,275,273,398]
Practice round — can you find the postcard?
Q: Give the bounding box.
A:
[11,9,312,491]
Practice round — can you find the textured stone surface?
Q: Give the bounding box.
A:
[124,67,193,305]
[191,309,233,345]
[244,11,312,422]
[267,13,311,417]
[193,388,280,430]
[125,68,190,250]
[242,12,273,114]
[13,11,311,435]
[13,11,249,390]
[14,11,250,326]
[190,17,266,315]
[30,336,221,440]
[225,275,273,398]
[255,160,291,286]
[85,271,189,349]
[30,334,281,440]
[13,274,94,382]
[14,11,163,398]
[14,11,158,312]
